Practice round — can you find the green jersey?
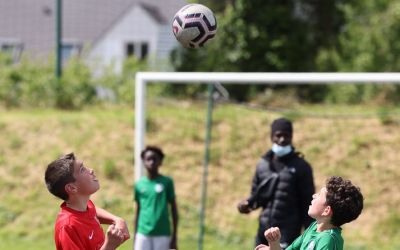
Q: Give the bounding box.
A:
[134,175,175,236]
[286,221,343,250]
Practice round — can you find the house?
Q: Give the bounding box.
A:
[0,0,187,72]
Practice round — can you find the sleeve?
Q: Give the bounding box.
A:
[286,222,314,250]
[250,162,261,197]
[248,160,270,209]
[57,225,86,250]
[285,235,302,250]
[297,161,315,228]
[167,177,176,202]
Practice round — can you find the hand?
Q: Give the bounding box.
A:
[102,224,125,250]
[114,218,130,241]
[254,244,270,250]
[264,227,281,243]
[237,200,251,214]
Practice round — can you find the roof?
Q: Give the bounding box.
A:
[0,0,187,57]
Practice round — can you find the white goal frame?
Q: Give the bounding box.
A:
[134,72,400,180]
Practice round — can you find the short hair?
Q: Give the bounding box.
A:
[140,146,165,161]
[44,153,76,200]
[270,117,293,137]
[325,176,364,227]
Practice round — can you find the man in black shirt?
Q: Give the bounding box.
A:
[238,118,315,249]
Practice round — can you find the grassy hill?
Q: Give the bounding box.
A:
[0,101,399,249]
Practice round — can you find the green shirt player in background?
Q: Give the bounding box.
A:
[255,176,364,250]
[134,146,179,250]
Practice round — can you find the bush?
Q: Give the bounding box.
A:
[0,53,147,109]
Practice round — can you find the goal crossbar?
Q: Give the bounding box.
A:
[134,72,400,180]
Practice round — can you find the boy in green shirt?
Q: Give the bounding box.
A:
[255,176,363,250]
[134,146,179,250]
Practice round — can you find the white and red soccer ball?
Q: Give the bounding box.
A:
[172,4,217,48]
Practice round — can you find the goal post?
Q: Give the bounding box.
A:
[134,72,400,180]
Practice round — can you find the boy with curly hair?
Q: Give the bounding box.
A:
[255,176,364,250]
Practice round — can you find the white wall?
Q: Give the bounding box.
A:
[88,5,176,74]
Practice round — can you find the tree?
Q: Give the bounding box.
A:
[317,0,400,103]
[171,0,347,101]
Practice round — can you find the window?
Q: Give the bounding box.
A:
[0,40,23,63]
[140,43,148,60]
[125,42,148,60]
[61,42,82,63]
[126,43,135,57]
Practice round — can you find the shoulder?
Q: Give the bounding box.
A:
[158,174,172,181]
[55,213,72,229]
[316,229,343,249]
[255,157,271,172]
[88,200,96,209]
[134,177,147,187]
[55,205,73,228]
[160,175,174,185]
[56,220,78,237]
[290,153,312,172]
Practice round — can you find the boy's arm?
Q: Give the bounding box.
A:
[96,207,130,240]
[254,244,270,250]
[238,166,260,214]
[264,227,282,250]
[100,224,125,250]
[134,201,140,236]
[170,198,179,249]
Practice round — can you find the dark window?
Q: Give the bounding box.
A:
[0,42,23,63]
[126,43,135,57]
[140,43,148,60]
[125,42,148,60]
[1,44,14,52]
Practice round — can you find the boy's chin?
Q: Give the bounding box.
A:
[91,183,100,193]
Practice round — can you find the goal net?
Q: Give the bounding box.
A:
[134,72,400,179]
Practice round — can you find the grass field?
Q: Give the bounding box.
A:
[0,100,399,249]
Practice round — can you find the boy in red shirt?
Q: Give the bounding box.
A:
[45,152,130,250]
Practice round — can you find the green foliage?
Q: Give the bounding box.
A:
[55,57,97,109]
[95,56,147,104]
[170,0,400,104]
[171,1,346,101]
[0,53,57,108]
[316,0,400,103]
[0,53,147,109]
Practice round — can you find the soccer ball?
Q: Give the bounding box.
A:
[172,4,217,48]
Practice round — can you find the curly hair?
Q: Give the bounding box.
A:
[44,153,76,200]
[325,176,364,227]
[140,146,165,161]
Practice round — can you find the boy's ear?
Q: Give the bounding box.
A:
[65,183,78,194]
[323,205,333,217]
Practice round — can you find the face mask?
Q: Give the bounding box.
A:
[272,143,292,157]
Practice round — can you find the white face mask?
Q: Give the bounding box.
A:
[272,143,292,157]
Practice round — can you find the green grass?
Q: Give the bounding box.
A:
[0,101,399,249]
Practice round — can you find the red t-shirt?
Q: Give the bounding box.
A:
[55,200,105,250]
